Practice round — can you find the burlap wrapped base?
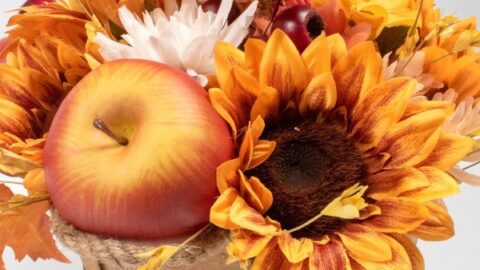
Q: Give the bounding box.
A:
[51,211,241,270]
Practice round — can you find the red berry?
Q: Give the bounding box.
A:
[272,5,325,52]
[201,0,241,24]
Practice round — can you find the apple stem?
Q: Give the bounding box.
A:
[93,119,129,146]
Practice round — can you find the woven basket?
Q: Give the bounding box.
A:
[51,211,241,270]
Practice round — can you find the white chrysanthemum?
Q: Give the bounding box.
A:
[95,0,258,86]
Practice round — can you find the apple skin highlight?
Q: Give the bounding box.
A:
[44,60,234,240]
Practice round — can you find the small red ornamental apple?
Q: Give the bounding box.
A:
[201,0,241,24]
[44,60,234,239]
[272,5,325,52]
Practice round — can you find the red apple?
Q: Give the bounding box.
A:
[44,60,234,239]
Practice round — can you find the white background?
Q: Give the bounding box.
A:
[1,0,480,269]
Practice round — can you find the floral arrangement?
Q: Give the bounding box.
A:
[0,0,479,269]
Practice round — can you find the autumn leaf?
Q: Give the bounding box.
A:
[0,184,69,269]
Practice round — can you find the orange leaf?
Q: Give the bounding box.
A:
[0,184,69,265]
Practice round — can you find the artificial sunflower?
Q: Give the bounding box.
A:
[208,29,476,269]
[0,3,96,178]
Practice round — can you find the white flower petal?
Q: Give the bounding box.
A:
[95,3,254,85]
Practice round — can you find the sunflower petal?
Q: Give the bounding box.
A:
[239,173,273,214]
[378,109,447,169]
[259,30,307,107]
[419,133,475,170]
[230,196,278,235]
[210,188,242,230]
[214,41,245,90]
[0,147,39,176]
[309,239,350,270]
[362,198,429,233]
[248,176,273,213]
[216,158,241,192]
[302,35,331,78]
[249,140,276,170]
[250,87,281,123]
[299,72,337,115]
[24,168,47,194]
[410,202,454,241]
[209,88,240,137]
[277,234,313,264]
[245,38,266,78]
[239,117,266,170]
[326,34,348,66]
[228,230,273,260]
[337,224,392,262]
[351,235,411,270]
[251,240,305,270]
[332,42,383,112]
[351,78,416,149]
[390,234,425,270]
[367,167,430,200]
[401,167,460,202]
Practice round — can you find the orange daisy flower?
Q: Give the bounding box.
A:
[208,30,475,269]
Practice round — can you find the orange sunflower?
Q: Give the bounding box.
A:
[208,30,475,269]
[0,3,101,179]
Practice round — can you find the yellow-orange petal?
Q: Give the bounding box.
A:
[251,240,305,270]
[230,196,278,235]
[224,66,260,102]
[239,173,273,214]
[214,41,246,90]
[402,100,454,120]
[239,117,266,170]
[245,38,266,78]
[209,88,240,137]
[210,188,242,230]
[24,168,47,194]
[332,41,383,112]
[401,167,459,202]
[298,72,337,115]
[410,202,454,241]
[228,229,273,260]
[448,56,480,102]
[250,86,281,123]
[351,235,411,270]
[216,158,241,192]
[421,46,455,83]
[351,78,416,149]
[326,34,348,66]
[419,133,476,171]
[248,176,274,214]
[367,167,430,200]
[357,204,382,220]
[0,147,39,176]
[249,140,276,170]
[337,224,392,262]
[302,35,331,78]
[362,198,429,233]
[364,152,391,174]
[378,109,447,169]
[277,234,313,264]
[390,234,425,270]
[309,239,351,270]
[259,30,307,107]
[0,98,35,140]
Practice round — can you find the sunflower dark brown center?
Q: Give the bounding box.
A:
[247,119,367,237]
